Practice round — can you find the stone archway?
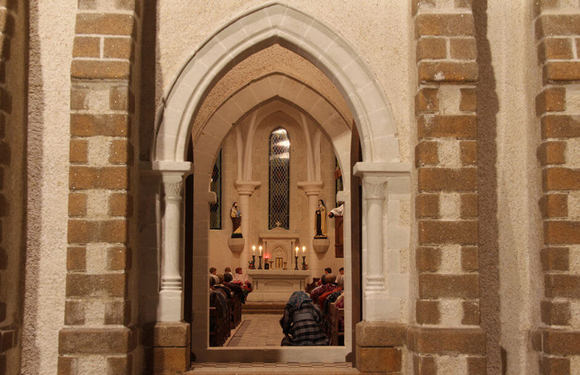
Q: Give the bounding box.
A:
[151,1,411,368]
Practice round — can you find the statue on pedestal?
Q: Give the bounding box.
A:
[315,199,327,238]
[230,201,242,238]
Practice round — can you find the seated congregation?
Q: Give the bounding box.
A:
[209,266,344,347]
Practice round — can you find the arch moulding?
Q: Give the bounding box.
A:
[150,3,411,355]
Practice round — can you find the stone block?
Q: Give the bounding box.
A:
[419,61,478,82]
[541,115,580,139]
[73,36,100,58]
[152,347,189,372]
[416,300,440,324]
[419,220,478,245]
[69,166,129,190]
[59,327,134,354]
[542,329,580,355]
[544,62,580,82]
[536,87,566,115]
[75,13,134,36]
[416,87,439,113]
[419,274,479,298]
[356,322,407,347]
[459,88,477,112]
[416,141,439,167]
[356,347,401,373]
[66,273,127,298]
[462,300,480,325]
[538,38,574,61]
[418,168,477,192]
[66,246,86,271]
[407,327,486,354]
[416,194,439,218]
[70,139,88,164]
[415,14,475,36]
[416,246,441,272]
[541,300,571,325]
[536,15,580,39]
[109,139,131,165]
[418,115,477,139]
[540,194,568,218]
[543,168,580,191]
[450,38,477,60]
[416,37,447,61]
[109,193,132,217]
[70,114,129,137]
[104,37,132,59]
[461,246,479,271]
[545,274,580,298]
[541,247,569,271]
[71,60,130,80]
[68,193,87,217]
[538,142,566,165]
[148,322,190,347]
[544,221,580,244]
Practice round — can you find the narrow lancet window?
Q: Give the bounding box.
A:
[268,128,290,229]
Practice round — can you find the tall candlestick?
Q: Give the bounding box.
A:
[259,245,262,255]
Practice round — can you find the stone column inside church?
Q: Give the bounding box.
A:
[235,181,260,270]
[298,181,323,273]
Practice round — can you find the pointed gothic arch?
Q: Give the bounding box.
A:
[151,1,411,364]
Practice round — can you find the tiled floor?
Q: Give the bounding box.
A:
[226,314,284,347]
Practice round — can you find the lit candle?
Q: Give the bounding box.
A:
[302,246,306,254]
[259,246,262,255]
[295,247,299,256]
[252,245,256,254]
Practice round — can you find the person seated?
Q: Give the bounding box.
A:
[316,267,333,286]
[336,267,344,285]
[209,267,220,285]
[232,267,252,291]
[280,291,329,346]
[224,267,234,280]
[310,274,337,303]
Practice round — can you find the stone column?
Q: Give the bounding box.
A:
[235,180,261,271]
[298,181,323,273]
[158,172,186,322]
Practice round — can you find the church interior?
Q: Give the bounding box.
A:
[183,44,353,350]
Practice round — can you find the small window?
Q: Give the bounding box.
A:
[209,150,222,229]
[268,128,290,229]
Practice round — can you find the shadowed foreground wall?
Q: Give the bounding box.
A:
[0,1,27,374]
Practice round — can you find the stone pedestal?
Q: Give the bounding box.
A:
[355,322,406,373]
[312,237,330,253]
[227,237,245,253]
[150,322,190,375]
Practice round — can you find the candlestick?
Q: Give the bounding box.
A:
[259,245,262,255]
[251,255,256,269]
[258,255,263,269]
[302,255,306,270]
[294,255,299,270]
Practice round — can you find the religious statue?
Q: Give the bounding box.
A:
[230,202,242,238]
[314,199,327,238]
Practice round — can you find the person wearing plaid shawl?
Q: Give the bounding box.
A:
[280,291,329,346]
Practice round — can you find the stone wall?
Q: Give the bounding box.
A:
[0,1,27,374]
[533,1,580,374]
[58,0,140,373]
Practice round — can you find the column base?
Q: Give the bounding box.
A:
[355,322,406,373]
[149,322,190,375]
[157,290,183,322]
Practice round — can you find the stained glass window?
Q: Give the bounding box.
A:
[209,150,222,229]
[269,128,290,229]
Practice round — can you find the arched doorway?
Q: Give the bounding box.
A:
[152,2,410,366]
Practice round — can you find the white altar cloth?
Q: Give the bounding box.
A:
[247,269,311,302]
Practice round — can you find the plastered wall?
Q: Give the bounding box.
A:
[156,0,414,165]
[23,0,76,374]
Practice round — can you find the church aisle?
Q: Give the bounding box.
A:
[226,314,284,347]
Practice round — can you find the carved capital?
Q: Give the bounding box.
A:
[235,180,261,196]
[164,181,183,200]
[297,181,323,196]
[362,176,388,201]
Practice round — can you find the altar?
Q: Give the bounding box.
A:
[247,269,311,302]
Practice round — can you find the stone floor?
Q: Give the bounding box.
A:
[188,362,359,374]
[226,313,284,347]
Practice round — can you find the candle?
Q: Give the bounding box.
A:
[259,246,262,255]
[302,246,306,253]
[252,245,256,254]
[295,247,299,256]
